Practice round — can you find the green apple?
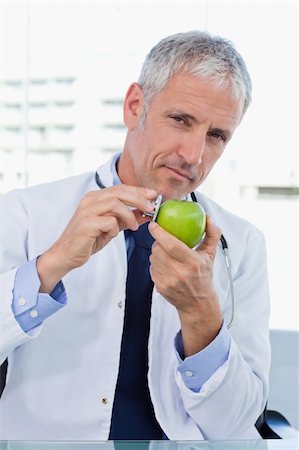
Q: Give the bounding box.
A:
[155,199,206,248]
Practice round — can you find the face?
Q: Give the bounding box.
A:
[118,72,244,199]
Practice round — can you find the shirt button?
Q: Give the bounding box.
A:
[185,370,194,377]
[29,309,39,318]
[18,297,26,306]
[101,397,108,405]
[117,301,123,309]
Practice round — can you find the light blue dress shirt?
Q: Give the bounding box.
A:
[12,153,230,392]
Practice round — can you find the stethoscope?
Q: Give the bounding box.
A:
[95,171,235,328]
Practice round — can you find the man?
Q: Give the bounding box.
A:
[0,31,270,440]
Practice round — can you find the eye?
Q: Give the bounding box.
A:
[208,131,227,143]
[171,116,189,126]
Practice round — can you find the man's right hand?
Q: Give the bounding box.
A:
[36,185,157,293]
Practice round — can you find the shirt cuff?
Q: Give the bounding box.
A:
[175,322,231,392]
[12,257,67,333]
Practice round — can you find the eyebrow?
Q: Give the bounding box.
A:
[165,109,232,140]
[164,109,197,123]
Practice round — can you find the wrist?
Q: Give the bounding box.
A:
[36,248,69,294]
[180,322,222,356]
[179,299,223,356]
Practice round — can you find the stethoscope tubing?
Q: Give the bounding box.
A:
[190,191,234,328]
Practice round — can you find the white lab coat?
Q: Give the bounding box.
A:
[0,155,271,441]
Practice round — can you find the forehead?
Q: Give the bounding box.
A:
[150,72,244,126]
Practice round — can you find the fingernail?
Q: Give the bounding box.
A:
[148,222,157,231]
[146,188,158,196]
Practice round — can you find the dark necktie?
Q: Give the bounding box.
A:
[108,223,163,440]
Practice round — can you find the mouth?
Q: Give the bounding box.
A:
[165,166,193,181]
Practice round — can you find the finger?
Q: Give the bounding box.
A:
[78,194,147,231]
[86,185,158,215]
[90,216,121,254]
[75,215,119,241]
[90,215,120,238]
[149,261,166,288]
[149,244,175,287]
[197,215,221,259]
[149,244,172,273]
[90,198,141,231]
[148,221,191,263]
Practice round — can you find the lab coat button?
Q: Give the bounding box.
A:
[18,297,26,306]
[101,397,108,405]
[185,370,194,377]
[29,309,38,318]
[117,301,123,309]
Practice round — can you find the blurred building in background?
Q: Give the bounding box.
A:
[0,62,127,191]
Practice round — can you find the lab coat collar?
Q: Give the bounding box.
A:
[95,152,121,189]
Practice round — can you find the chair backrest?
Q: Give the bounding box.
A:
[0,359,8,398]
[267,329,299,430]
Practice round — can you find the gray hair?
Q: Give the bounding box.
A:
[137,31,252,123]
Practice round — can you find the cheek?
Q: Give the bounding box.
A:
[203,145,224,165]
[146,123,179,151]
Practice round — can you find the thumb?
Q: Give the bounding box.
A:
[197,215,221,259]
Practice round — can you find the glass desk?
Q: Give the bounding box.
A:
[0,440,298,450]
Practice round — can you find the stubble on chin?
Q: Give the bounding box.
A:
[146,177,193,200]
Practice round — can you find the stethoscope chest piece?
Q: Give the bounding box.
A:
[142,194,163,221]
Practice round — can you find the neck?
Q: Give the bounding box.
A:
[117,145,139,187]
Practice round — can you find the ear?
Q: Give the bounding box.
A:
[123,82,144,130]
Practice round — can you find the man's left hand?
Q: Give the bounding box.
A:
[148,216,223,356]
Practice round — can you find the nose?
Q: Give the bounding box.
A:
[177,130,206,166]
